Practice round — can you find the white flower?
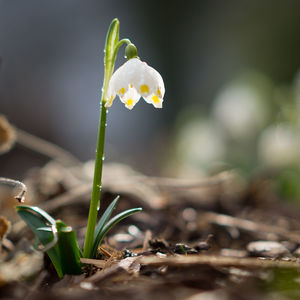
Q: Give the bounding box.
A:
[105,58,165,110]
[258,124,300,169]
[212,83,269,139]
[176,119,226,174]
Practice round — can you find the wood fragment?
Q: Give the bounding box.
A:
[138,254,300,269]
[80,258,107,269]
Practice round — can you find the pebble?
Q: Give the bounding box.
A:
[113,233,135,243]
[247,241,290,258]
[220,248,248,258]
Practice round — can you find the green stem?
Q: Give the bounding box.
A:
[83,100,108,258]
[83,44,117,258]
[111,39,131,64]
[83,19,128,258]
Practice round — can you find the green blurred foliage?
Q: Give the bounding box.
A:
[169,69,300,203]
[259,268,300,299]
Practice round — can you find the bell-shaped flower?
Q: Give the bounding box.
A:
[105,58,165,110]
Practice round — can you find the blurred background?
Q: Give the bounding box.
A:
[1,0,300,201]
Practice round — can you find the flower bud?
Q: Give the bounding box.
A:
[125,43,138,60]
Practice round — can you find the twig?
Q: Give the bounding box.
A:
[147,171,234,189]
[0,177,27,202]
[139,254,300,269]
[203,211,300,243]
[40,183,92,212]
[37,170,233,213]
[16,128,81,166]
[80,258,107,268]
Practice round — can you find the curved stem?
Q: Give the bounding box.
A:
[111,39,131,68]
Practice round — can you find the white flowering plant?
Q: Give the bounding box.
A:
[16,18,165,278]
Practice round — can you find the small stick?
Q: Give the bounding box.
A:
[203,211,300,243]
[0,177,27,202]
[98,246,113,258]
[40,183,92,212]
[16,128,81,166]
[147,171,233,189]
[139,254,300,269]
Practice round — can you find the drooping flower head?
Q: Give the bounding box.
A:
[106,57,165,110]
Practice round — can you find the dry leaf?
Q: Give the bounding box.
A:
[0,115,16,155]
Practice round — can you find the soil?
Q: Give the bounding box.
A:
[1,126,300,300]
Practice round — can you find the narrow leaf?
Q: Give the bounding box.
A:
[104,18,119,69]
[91,195,120,257]
[16,205,56,225]
[92,207,142,257]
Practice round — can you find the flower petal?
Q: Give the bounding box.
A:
[145,93,163,108]
[120,87,140,110]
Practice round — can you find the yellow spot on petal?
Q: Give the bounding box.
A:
[126,99,134,106]
[140,84,149,94]
[130,84,133,88]
[119,87,125,95]
[152,95,160,104]
[157,88,162,97]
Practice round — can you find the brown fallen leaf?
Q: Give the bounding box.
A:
[0,115,16,155]
[0,216,11,240]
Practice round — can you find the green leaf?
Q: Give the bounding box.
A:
[92,207,142,257]
[16,205,56,225]
[56,221,82,275]
[16,206,63,278]
[104,18,119,71]
[16,206,83,277]
[91,195,120,257]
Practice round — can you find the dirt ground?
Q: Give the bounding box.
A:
[1,122,300,300]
